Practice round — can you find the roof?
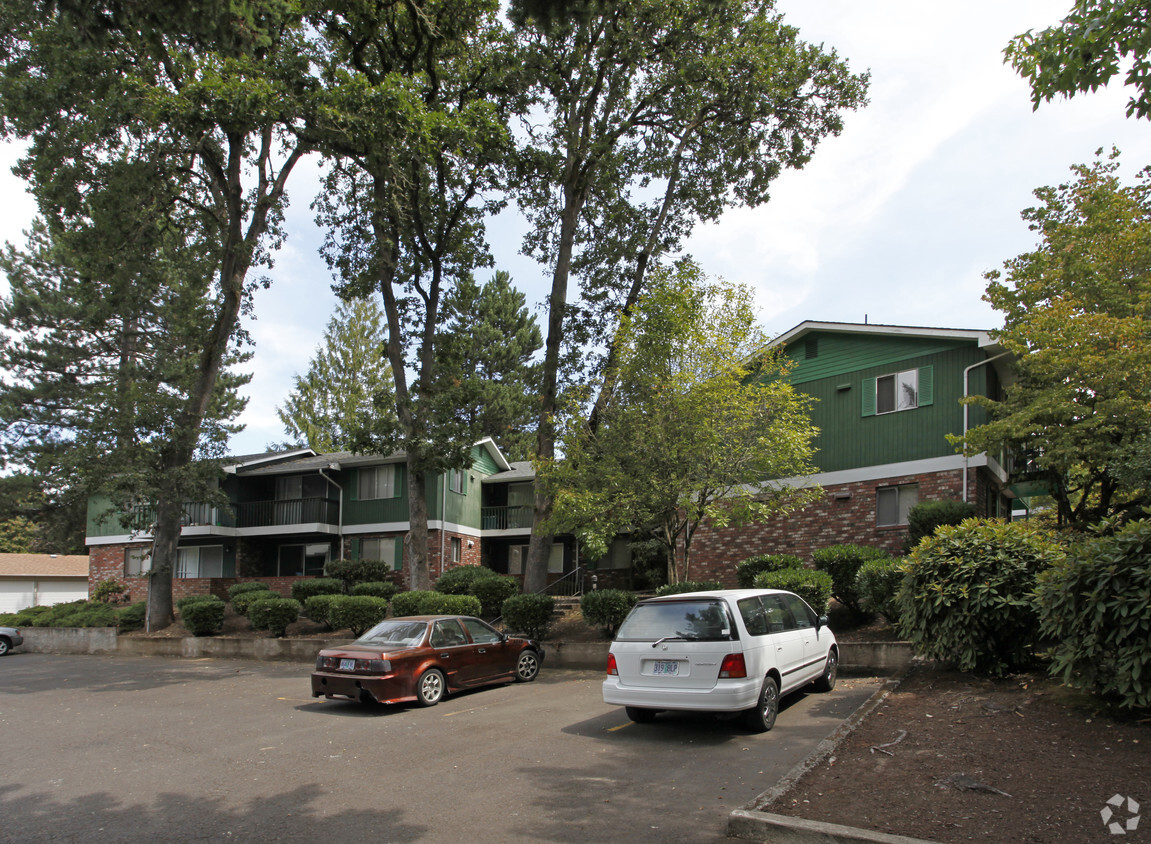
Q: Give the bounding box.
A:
[767,321,1001,353]
[0,553,90,578]
[483,461,535,483]
[231,438,513,477]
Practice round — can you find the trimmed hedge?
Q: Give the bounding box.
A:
[501,594,555,640]
[855,556,905,624]
[290,578,343,603]
[654,581,723,596]
[176,594,222,615]
[328,595,390,637]
[580,589,637,637]
[228,581,272,600]
[116,601,147,632]
[182,599,225,636]
[897,519,1063,675]
[352,581,399,601]
[248,597,301,637]
[303,593,341,629]
[232,588,276,617]
[470,574,520,618]
[390,590,433,617]
[390,590,481,617]
[325,559,394,591]
[753,568,834,615]
[1035,519,1151,710]
[434,565,499,595]
[812,544,891,619]
[736,554,803,588]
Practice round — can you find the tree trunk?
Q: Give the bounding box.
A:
[145,497,181,631]
[406,464,431,591]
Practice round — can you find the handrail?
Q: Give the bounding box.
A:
[535,566,586,598]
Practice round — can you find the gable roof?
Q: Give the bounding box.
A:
[0,553,90,577]
[768,321,1001,352]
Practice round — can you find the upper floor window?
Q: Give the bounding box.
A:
[359,465,397,500]
[448,468,466,494]
[862,366,933,416]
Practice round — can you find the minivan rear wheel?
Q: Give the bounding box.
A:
[625,706,658,724]
[743,676,779,733]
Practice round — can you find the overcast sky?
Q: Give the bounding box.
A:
[2,1,1150,456]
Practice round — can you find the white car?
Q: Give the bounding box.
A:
[602,589,838,732]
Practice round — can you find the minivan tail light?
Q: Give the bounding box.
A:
[719,654,747,679]
[606,653,618,676]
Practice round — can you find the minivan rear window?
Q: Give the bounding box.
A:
[615,599,734,642]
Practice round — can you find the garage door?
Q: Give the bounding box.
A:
[38,579,89,605]
[0,580,36,614]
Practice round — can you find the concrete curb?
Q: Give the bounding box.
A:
[726,668,940,844]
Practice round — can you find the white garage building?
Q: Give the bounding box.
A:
[0,554,90,613]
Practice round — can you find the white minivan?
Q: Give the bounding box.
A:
[602,589,838,732]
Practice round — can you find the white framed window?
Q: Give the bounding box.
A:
[877,484,918,527]
[176,545,224,578]
[877,369,918,414]
[450,537,462,563]
[448,468,466,494]
[508,544,527,575]
[358,465,397,500]
[125,547,152,576]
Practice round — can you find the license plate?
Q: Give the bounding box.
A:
[340,658,356,671]
[651,660,679,676]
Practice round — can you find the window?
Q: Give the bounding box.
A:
[361,537,400,571]
[601,538,632,570]
[358,465,397,500]
[278,543,329,576]
[450,537,462,563]
[548,543,564,574]
[862,366,933,416]
[448,468,466,494]
[508,545,528,575]
[125,547,151,576]
[877,484,918,527]
[276,475,303,500]
[175,545,224,578]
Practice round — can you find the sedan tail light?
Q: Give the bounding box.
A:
[606,653,618,676]
[718,653,747,679]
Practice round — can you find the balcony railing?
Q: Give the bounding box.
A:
[236,497,339,528]
[126,502,236,532]
[482,505,534,530]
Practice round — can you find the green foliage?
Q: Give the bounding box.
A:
[176,594,224,615]
[325,559,394,592]
[352,581,398,601]
[303,594,341,630]
[812,544,891,619]
[390,590,481,617]
[1006,1,1151,119]
[277,298,397,452]
[1035,518,1151,710]
[328,596,391,637]
[228,582,272,600]
[904,500,977,552]
[469,574,520,619]
[0,515,38,552]
[654,581,723,596]
[115,601,147,632]
[580,590,638,637]
[855,557,906,624]
[500,594,555,640]
[290,578,343,604]
[752,568,834,615]
[897,519,1064,675]
[8,600,118,628]
[390,590,432,617]
[232,589,276,617]
[181,599,225,637]
[434,565,500,595]
[91,578,130,604]
[0,604,52,626]
[736,554,803,588]
[248,598,302,638]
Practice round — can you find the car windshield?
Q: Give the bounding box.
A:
[615,599,733,642]
[356,620,428,647]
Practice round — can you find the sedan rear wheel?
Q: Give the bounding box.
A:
[416,668,446,706]
[742,676,779,733]
[515,650,540,682]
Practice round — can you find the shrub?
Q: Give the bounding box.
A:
[812,544,891,619]
[325,559,394,591]
[390,590,481,617]
[434,564,499,595]
[0,605,53,626]
[352,581,399,602]
[855,557,905,624]
[181,599,225,636]
[38,601,119,628]
[328,596,390,637]
[176,594,223,616]
[897,519,1063,675]
[904,499,977,553]
[248,597,301,637]
[390,590,431,617]
[654,581,723,596]
[580,589,638,637]
[1035,518,1151,710]
[116,601,147,632]
[304,594,341,629]
[753,568,834,615]
[91,578,130,604]
[470,574,520,618]
[228,581,272,600]
[501,594,555,640]
[232,588,276,617]
[290,578,343,603]
[736,554,803,588]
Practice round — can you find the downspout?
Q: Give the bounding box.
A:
[962,352,1010,503]
[440,471,448,576]
[319,465,344,561]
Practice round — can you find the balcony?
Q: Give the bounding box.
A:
[482,505,534,530]
[236,497,339,528]
[126,502,237,532]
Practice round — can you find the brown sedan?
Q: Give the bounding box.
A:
[311,615,544,707]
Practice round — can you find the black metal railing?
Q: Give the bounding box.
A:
[536,565,586,598]
[236,497,339,528]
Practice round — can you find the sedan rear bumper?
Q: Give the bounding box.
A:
[311,671,416,705]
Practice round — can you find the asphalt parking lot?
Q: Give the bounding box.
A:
[0,653,882,843]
